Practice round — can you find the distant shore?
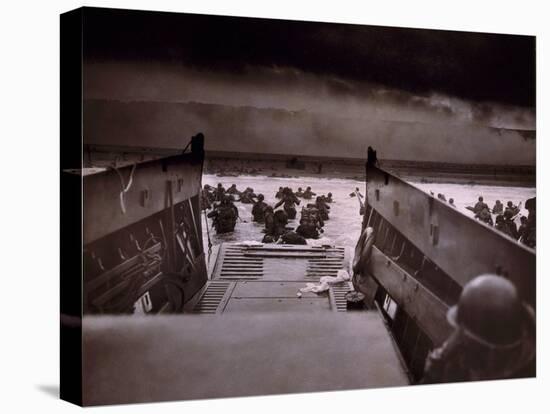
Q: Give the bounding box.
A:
[204,151,536,187]
[82,144,535,187]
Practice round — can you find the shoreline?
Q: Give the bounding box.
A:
[204,156,536,188]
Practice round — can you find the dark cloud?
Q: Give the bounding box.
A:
[83,62,535,130]
[82,7,535,108]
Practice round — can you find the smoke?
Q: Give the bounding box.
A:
[83,61,536,165]
[84,62,535,130]
[83,98,535,165]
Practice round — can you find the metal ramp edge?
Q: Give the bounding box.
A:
[329,282,354,312]
[191,281,235,314]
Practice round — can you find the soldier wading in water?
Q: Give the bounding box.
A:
[207,196,238,234]
[251,194,268,223]
[274,187,300,220]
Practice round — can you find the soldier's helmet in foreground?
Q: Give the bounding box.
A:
[447,274,530,348]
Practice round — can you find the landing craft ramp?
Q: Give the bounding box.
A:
[187,243,352,313]
[83,313,409,405]
[82,243,410,405]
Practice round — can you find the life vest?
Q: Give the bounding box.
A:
[352,226,375,275]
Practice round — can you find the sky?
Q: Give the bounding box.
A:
[82,7,536,164]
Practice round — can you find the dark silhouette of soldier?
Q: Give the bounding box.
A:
[252,194,269,223]
[521,197,536,247]
[422,275,534,384]
[302,186,316,200]
[492,200,504,215]
[367,146,378,166]
[473,196,489,215]
[296,218,320,239]
[214,183,226,202]
[207,196,238,234]
[239,187,257,204]
[274,187,300,219]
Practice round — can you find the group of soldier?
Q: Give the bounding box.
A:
[201,183,334,244]
[265,186,333,244]
[201,184,243,234]
[468,196,536,247]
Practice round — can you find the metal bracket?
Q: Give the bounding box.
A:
[430,224,439,246]
[140,189,151,207]
[393,200,400,216]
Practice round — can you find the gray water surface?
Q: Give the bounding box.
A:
[201,174,536,252]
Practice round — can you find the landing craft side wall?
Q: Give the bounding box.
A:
[365,165,535,306]
[367,246,452,346]
[81,148,207,314]
[83,153,203,245]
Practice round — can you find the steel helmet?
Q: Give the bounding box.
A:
[447,274,524,348]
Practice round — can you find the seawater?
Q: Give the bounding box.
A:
[201,174,535,252]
